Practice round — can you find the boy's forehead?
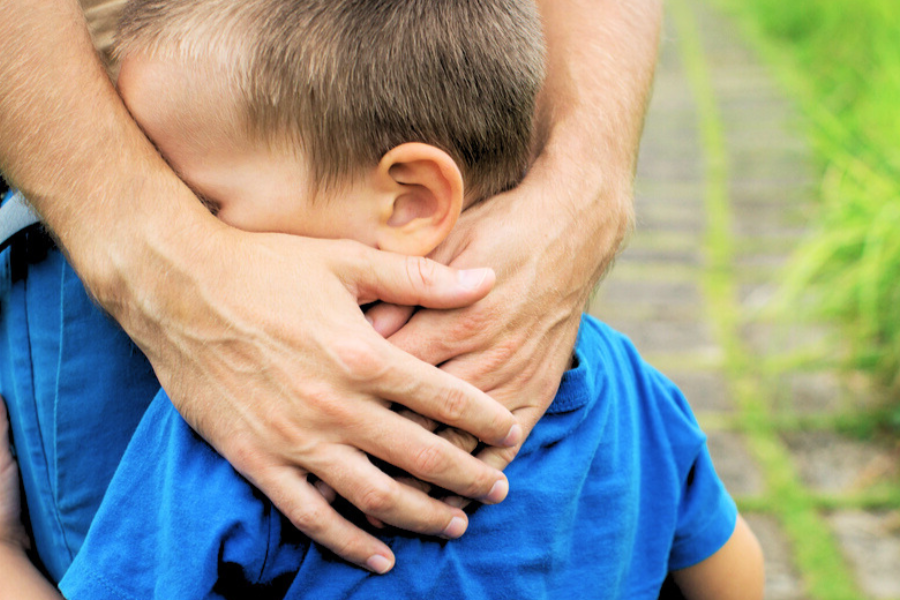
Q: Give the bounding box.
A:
[118,52,258,166]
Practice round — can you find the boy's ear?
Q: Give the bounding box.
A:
[372,143,464,256]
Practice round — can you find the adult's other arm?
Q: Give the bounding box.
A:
[372,0,663,473]
[0,0,520,573]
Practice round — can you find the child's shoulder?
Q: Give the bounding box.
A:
[573,314,685,404]
[570,314,706,453]
[574,314,651,371]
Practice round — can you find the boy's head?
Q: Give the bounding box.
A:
[115,0,545,255]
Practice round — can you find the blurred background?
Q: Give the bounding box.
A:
[588,0,900,598]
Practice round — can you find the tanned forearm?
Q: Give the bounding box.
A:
[0,0,211,300]
[535,0,662,285]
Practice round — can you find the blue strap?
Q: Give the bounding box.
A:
[0,191,42,252]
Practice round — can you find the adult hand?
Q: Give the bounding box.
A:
[369,0,662,484]
[113,220,521,574]
[368,150,632,481]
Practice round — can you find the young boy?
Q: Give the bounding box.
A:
[2,0,763,598]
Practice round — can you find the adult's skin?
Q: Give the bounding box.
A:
[0,0,661,575]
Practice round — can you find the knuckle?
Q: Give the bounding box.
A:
[222,433,265,474]
[436,387,469,425]
[455,310,489,336]
[491,444,521,468]
[436,308,500,352]
[296,382,356,427]
[406,256,438,290]
[482,337,519,369]
[459,464,496,499]
[329,336,388,383]
[455,304,499,337]
[289,502,328,536]
[357,480,396,514]
[411,441,449,476]
[439,428,479,453]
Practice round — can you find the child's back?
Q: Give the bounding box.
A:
[61,317,739,599]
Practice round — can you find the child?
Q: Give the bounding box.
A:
[3,0,764,598]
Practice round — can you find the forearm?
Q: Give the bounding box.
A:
[534,0,662,284]
[0,0,214,313]
[0,543,64,600]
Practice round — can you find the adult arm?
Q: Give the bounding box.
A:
[372,0,663,470]
[0,0,520,573]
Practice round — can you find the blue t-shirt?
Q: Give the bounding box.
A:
[60,316,736,600]
[0,229,159,580]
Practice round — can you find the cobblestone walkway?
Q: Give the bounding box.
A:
[587,1,900,599]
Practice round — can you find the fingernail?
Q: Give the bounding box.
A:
[366,554,393,574]
[483,478,509,504]
[502,423,523,447]
[441,515,467,539]
[443,495,466,509]
[457,268,488,290]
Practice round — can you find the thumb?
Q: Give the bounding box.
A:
[343,246,495,309]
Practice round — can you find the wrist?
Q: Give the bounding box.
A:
[520,135,634,289]
[77,179,211,304]
[79,184,230,356]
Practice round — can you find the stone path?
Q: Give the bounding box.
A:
[587,1,900,599]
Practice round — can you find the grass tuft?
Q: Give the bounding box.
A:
[711,0,900,422]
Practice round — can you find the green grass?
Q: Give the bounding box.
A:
[669,1,886,597]
[708,0,900,418]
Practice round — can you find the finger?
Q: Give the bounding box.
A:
[394,476,433,495]
[317,446,470,539]
[395,410,481,466]
[314,479,337,504]
[257,467,396,574]
[327,325,519,448]
[366,515,386,529]
[394,407,438,432]
[439,404,542,512]
[437,427,479,455]
[339,244,495,309]
[347,406,509,504]
[439,442,520,513]
[365,303,416,339]
[441,495,470,510]
[359,339,521,449]
[366,477,432,528]
[386,305,477,367]
[474,442,522,473]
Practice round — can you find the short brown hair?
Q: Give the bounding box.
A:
[115,0,545,200]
